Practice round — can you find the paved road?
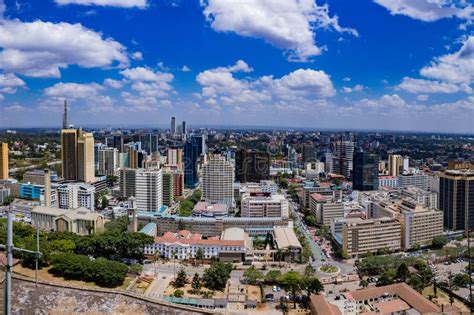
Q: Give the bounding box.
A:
[289,200,355,275]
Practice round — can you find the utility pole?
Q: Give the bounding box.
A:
[1,200,42,315]
[468,229,473,312]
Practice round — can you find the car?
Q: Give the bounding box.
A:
[265,293,274,302]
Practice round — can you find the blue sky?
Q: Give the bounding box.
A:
[0,0,473,133]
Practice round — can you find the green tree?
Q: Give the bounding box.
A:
[203,262,232,291]
[359,279,369,288]
[50,239,76,253]
[409,275,424,292]
[101,196,109,209]
[195,248,204,265]
[302,276,324,299]
[173,268,188,288]
[411,243,421,251]
[453,273,470,288]
[305,215,317,227]
[395,262,410,282]
[279,271,302,309]
[191,273,202,293]
[431,235,448,249]
[265,270,282,284]
[377,269,396,286]
[129,263,143,275]
[179,200,194,216]
[174,289,184,297]
[243,266,263,285]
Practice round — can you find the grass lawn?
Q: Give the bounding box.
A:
[422,285,469,312]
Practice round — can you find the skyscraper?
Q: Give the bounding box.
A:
[439,168,474,233]
[63,100,68,129]
[0,142,9,180]
[119,168,136,198]
[171,116,176,134]
[136,168,163,212]
[112,135,124,153]
[97,147,119,176]
[388,154,404,177]
[333,140,354,178]
[302,144,316,163]
[61,129,78,180]
[202,155,234,206]
[182,121,186,135]
[235,149,270,183]
[184,136,200,188]
[352,149,379,191]
[77,131,95,183]
[162,172,174,206]
[61,129,95,182]
[167,148,183,168]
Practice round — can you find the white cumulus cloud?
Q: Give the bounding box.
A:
[374,0,474,22]
[196,60,335,110]
[420,36,474,84]
[0,19,129,78]
[201,0,357,61]
[398,77,471,93]
[44,82,103,99]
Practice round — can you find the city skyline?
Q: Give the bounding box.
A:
[1,0,474,133]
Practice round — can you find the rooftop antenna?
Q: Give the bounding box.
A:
[62,99,68,129]
[0,198,42,315]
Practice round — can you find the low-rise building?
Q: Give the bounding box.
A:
[138,211,289,237]
[192,201,228,218]
[31,206,104,235]
[341,283,440,314]
[342,217,401,258]
[144,227,251,262]
[273,226,302,262]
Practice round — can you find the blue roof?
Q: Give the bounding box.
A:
[139,222,157,235]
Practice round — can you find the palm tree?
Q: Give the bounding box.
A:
[172,249,177,280]
[276,249,282,267]
[153,249,160,276]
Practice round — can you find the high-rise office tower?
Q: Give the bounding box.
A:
[162,172,174,206]
[202,155,234,206]
[97,147,119,176]
[128,147,138,169]
[0,142,8,179]
[167,148,183,168]
[119,168,136,198]
[136,168,163,211]
[439,168,474,233]
[352,149,379,191]
[112,135,124,153]
[182,121,186,135]
[63,100,68,129]
[302,144,316,163]
[77,131,95,183]
[184,136,200,188]
[388,154,404,177]
[61,129,78,180]
[192,134,207,156]
[333,140,354,178]
[235,149,270,183]
[171,116,176,134]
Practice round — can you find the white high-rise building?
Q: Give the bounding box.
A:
[136,168,163,211]
[202,155,234,206]
[97,147,119,176]
[57,183,95,211]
